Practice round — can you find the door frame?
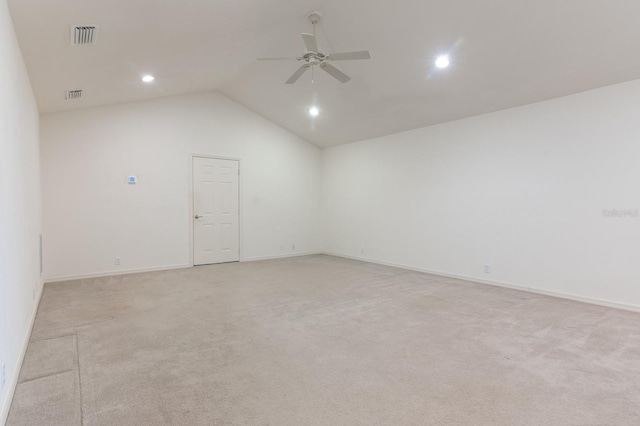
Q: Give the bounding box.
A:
[188,153,243,267]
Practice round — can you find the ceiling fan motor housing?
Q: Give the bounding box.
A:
[303,51,326,62]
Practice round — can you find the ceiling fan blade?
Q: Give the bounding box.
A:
[285,64,310,84]
[320,62,351,83]
[328,51,371,61]
[257,57,297,61]
[301,33,318,53]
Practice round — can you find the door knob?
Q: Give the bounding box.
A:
[195,215,202,219]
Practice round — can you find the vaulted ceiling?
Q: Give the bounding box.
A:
[8,0,640,147]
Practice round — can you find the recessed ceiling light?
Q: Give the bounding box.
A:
[435,55,450,69]
[309,106,319,117]
[142,75,155,83]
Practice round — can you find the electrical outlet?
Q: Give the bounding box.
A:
[1,363,6,390]
[484,264,491,273]
[361,247,365,254]
[115,257,121,266]
[280,245,284,251]
[292,244,295,251]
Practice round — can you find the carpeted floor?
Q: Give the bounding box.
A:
[7,254,640,425]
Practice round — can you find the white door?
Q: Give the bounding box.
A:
[193,157,239,265]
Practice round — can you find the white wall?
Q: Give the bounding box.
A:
[41,92,322,281]
[0,0,42,422]
[323,79,640,310]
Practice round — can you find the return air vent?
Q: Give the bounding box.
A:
[65,90,83,100]
[70,25,99,45]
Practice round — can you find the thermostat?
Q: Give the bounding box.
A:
[127,175,137,184]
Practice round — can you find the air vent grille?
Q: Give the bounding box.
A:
[65,90,83,100]
[70,25,99,45]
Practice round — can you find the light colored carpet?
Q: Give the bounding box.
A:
[7,254,640,425]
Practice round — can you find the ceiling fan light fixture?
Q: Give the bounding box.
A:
[309,106,319,117]
[142,75,155,83]
[435,55,450,69]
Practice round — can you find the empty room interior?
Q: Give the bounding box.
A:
[2,0,640,424]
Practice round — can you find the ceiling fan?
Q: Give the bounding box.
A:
[258,11,371,84]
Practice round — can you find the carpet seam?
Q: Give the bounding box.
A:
[17,369,75,385]
[29,333,77,344]
[75,333,84,426]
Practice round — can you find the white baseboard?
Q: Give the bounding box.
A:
[42,250,639,313]
[323,251,640,313]
[1,284,43,426]
[241,251,322,262]
[44,253,326,283]
[43,254,325,283]
[44,263,192,283]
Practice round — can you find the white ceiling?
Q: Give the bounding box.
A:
[8,0,640,148]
